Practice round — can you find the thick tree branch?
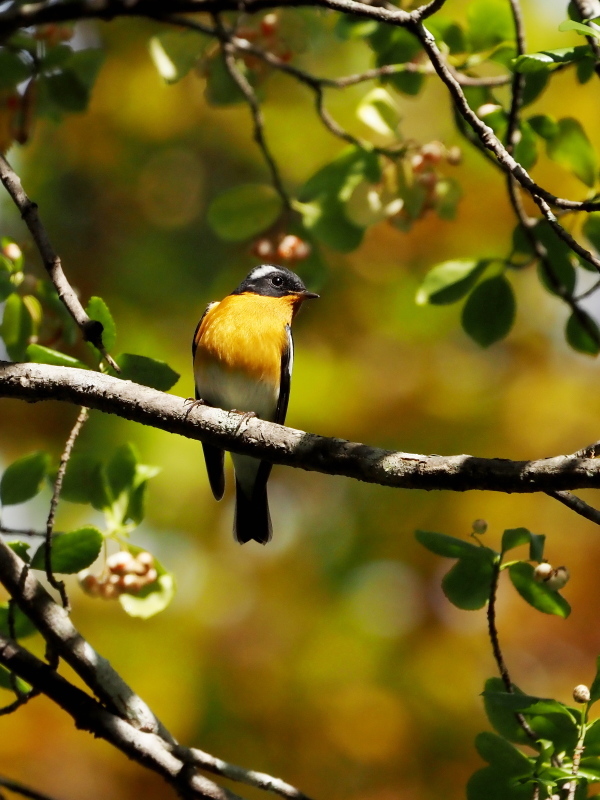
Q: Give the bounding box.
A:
[0,539,314,800]
[0,776,60,800]
[3,361,600,494]
[0,156,119,371]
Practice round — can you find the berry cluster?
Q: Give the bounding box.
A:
[252,233,311,263]
[79,551,158,600]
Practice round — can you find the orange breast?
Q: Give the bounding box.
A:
[194,293,296,384]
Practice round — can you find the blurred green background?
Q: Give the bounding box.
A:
[2,1,600,797]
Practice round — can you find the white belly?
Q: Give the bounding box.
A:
[195,361,279,421]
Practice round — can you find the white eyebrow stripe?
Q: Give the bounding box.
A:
[248,265,280,280]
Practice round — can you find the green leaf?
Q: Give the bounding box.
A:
[501,528,531,553]
[513,120,538,170]
[528,114,559,140]
[335,18,379,39]
[559,19,600,41]
[119,546,175,619]
[387,71,425,96]
[1,451,49,506]
[107,443,138,501]
[442,549,497,610]
[584,718,600,755]
[416,259,487,306]
[115,353,180,391]
[0,602,36,639]
[357,88,400,136]
[0,49,31,91]
[0,272,14,303]
[207,184,283,242]
[26,344,89,370]
[508,562,571,617]
[68,49,104,91]
[296,147,380,252]
[204,53,248,106]
[369,25,422,67]
[415,529,483,558]
[149,30,208,83]
[8,541,30,562]
[589,654,600,704]
[483,691,577,721]
[31,526,103,574]
[566,311,600,356]
[461,275,516,347]
[1,293,33,361]
[467,767,534,800]
[583,213,600,251]
[60,453,105,506]
[427,17,467,54]
[513,45,590,72]
[522,71,550,105]
[466,0,514,51]
[475,732,533,776]
[576,55,596,83]
[483,677,534,744]
[86,296,116,352]
[578,757,600,780]
[0,665,31,695]
[547,117,597,187]
[433,177,463,221]
[529,533,545,562]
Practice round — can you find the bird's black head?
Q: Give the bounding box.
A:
[232,265,319,300]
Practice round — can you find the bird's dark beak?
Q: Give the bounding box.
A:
[301,291,320,300]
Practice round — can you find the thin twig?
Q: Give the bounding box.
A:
[532,194,600,273]
[214,15,291,211]
[487,560,538,743]
[412,21,600,212]
[0,155,119,372]
[44,406,89,611]
[567,701,588,800]
[547,490,600,526]
[575,278,600,301]
[505,0,526,155]
[571,0,600,79]
[0,527,47,538]
[0,776,61,800]
[506,180,600,348]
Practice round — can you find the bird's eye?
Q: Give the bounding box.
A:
[271,275,284,288]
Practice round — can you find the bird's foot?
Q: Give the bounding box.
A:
[230,409,257,433]
[184,397,205,417]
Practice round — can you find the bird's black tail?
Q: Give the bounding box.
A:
[233,478,272,544]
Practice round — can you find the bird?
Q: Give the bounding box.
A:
[192,264,319,544]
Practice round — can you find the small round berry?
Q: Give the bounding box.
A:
[277,234,310,261]
[100,581,120,599]
[533,562,553,582]
[79,572,100,596]
[446,146,462,166]
[144,568,158,585]
[107,551,136,575]
[472,519,488,534]
[122,573,143,592]
[260,13,278,37]
[420,142,444,164]
[252,238,275,259]
[411,154,425,172]
[573,684,591,704]
[2,242,21,262]
[546,566,569,591]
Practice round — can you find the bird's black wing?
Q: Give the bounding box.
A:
[253,324,294,495]
[193,301,225,501]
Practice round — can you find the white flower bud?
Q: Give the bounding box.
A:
[573,684,591,704]
[533,562,553,582]
[545,566,569,591]
[472,519,488,534]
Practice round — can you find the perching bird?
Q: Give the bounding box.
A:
[192,265,319,544]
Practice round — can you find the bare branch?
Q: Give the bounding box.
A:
[0,155,119,371]
[44,406,89,609]
[487,560,538,743]
[412,22,600,212]
[3,361,600,495]
[0,776,62,800]
[531,194,600,273]
[547,490,600,526]
[505,0,526,155]
[0,532,170,736]
[214,16,292,211]
[0,635,244,800]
